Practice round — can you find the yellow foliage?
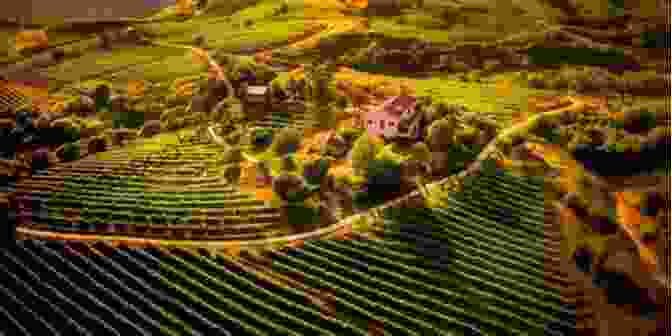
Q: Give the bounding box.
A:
[223,243,241,257]
[621,190,644,208]
[349,0,368,9]
[328,160,354,180]
[176,0,195,16]
[496,159,515,169]
[255,187,275,202]
[15,30,48,52]
[171,78,196,97]
[127,80,147,97]
[615,192,658,272]
[49,100,68,114]
[239,161,258,192]
[495,79,513,97]
[288,67,305,81]
[190,47,210,66]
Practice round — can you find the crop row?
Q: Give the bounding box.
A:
[24,174,230,189]
[20,211,280,233]
[18,196,273,218]
[4,171,580,336]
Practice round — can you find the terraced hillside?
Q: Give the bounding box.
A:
[13,132,292,241]
[253,104,317,130]
[5,167,595,335]
[0,80,31,114]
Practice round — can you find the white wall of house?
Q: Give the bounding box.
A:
[366,109,407,138]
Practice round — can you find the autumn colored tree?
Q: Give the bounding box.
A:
[176,0,195,16]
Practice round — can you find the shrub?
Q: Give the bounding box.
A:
[335,94,349,109]
[251,127,274,148]
[409,142,431,162]
[278,154,300,173]
[622,106,659,133]
[428,102,462,122]
[337,127,363,143]
[244,19,254,27]
[441,7,460,23]
[93,84,111,111]
[640,31,671,49]
[270,127,302,155]
[455,126,480,145]
[527,74,546,89]
[427,117,457,151]
[465,70,483,82]
[303,158,330,186]
[312,105,338,129]
[62,142,80,162]
[62,126,80,143]
[222,147,244,163]
[549,76,570,90]
[112,110,145,129]
[273,173,306,202]
[276,1,290,15]
[352,189,387,209]
[482,59,501,73]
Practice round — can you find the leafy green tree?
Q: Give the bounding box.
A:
[366,158,402,194]
[409,142,431,162]
[337,127,364,143]
[276,1,290,15]
[351,134,379,175]
[427,117,457,151]
[375,144,406,164]
[303,157,330,186]
[305,63,338,129]
[273,173,307,202]
[251,127,274,148]
[62,142,80,162]
[278,154,299,173]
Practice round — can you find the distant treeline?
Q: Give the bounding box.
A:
[526,46,628,66]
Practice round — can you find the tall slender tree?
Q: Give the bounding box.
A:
[305,62,338,129]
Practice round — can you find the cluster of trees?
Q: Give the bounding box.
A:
[0,106,84,170]
[349,133,434,208]
[534,100,670,176]
[526,67,670,97]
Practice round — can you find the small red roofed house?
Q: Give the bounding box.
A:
[365,95,417,138]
